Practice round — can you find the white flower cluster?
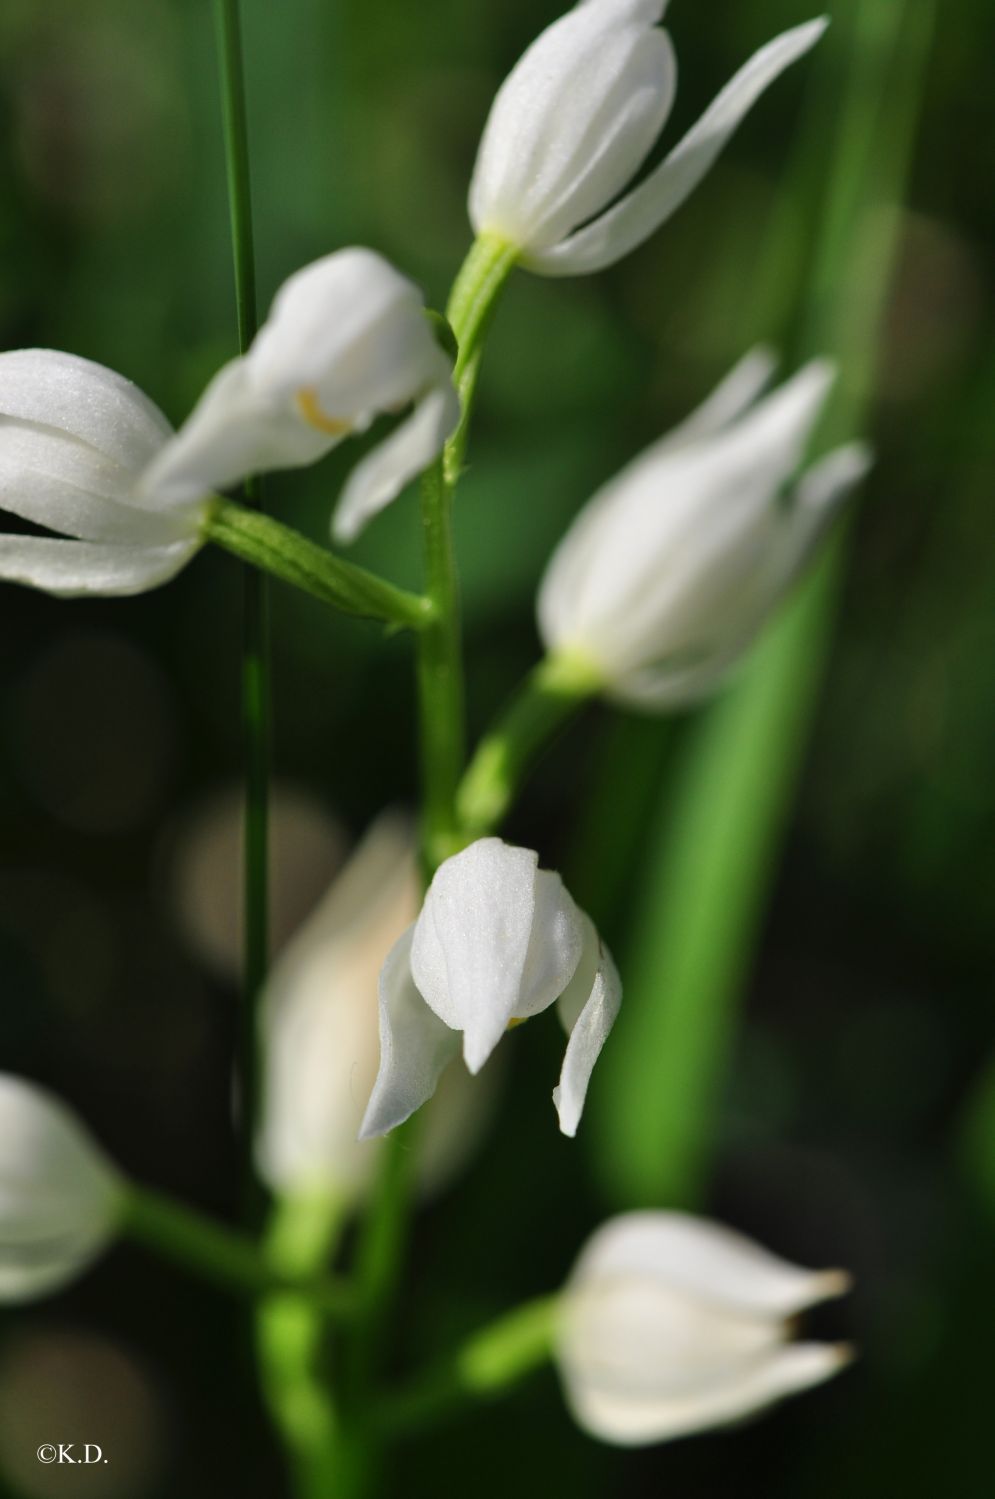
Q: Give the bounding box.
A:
[3,0,859,1449]
[0,1062,850,1446]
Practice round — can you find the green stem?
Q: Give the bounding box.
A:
[120,1185,351,1317]
[444,233,519,486]
[376,1295,560,1436]
[347,1120,421,1385]
[256,1193,350,1499]
[337,1119,421,1499]
[211,0,268,1221]
[212,0,257,351]
[337,236,519,1489]
[415,462,466,870]
[415,235,518,871]
[204,500,433,631]
[241,545,268,1218]
[456,652,604,837]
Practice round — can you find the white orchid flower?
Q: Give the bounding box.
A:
[0,349,204,597]
[257,814,494,1201]
[556,1211,853,1445]
[0,1074,124,1303]
[360,837,620,1141]
[538,350,872,708]
[469,0,827,276]
[142,248,460,543]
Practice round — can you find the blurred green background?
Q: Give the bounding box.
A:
[1,0,993,1494]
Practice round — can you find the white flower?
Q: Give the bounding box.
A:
[257,814,493,1200]
[142,249,460,543]
[360,837,620,1141]
[469,1,827,276]
[0,1074,123,1302]
[556,1211,853,1445]
[0,349,204,597]
[538,351,872,708]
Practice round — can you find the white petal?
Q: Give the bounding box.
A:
[560,1274,783,1413]
[553,916,622,1136]
[604,433,869,709]
[469,0,673,252]
[359,928,460,1139]
[601,652,736,710]
[410,839,540,1074]
[538,359,835,678]
[528,19,828,275]
[0,534,200,597]
[331,379,460,543]
[514,869,585,1020]
[570,1212,852,1318]
[782,440,872,570]
[561,1336,851,1446]
[250,249,432,407]
[655,347,779,452]
[0,424,197,544]
[140,359,335,506]
[0,349,172,470]
[536,349,775,651]
[0,1074,122,1303]
[256,814,419,1193]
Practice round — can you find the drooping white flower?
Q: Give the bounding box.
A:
[360,837,620,1141]
[556,1211,853,1445]
[469,1,827,276]
[0,1074,123,1302]
[0,350,204,597]
[538,351,872,708]
[256,814,493,1200]
[142,249,460,543]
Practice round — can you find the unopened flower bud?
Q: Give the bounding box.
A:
[556,1211,853,1444]
[0,1074,123,1303]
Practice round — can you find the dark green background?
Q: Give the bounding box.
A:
[0,0,992,1494]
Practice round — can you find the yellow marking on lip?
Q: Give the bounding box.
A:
[296,387,352,436]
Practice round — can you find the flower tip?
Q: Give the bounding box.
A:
[845,441,875,481]
[819,1267,855,1300]
[330,510,359,547]
[463,1039,489,1077]
[801,15,831,43]
[829,1341,858,1371]
[750,343,780,375]
[552,1086,579,1139]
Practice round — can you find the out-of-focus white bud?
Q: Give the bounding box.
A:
[556,1210,853,1445]
[0,350,203,597]
[142,249,459,543]
[538,351,872,708]
[360,837,620,1142]
[0,1075,123,1302]
[256,814,493,1201]
[469,2,827,277]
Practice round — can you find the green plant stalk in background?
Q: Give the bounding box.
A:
[211,4,354,1492]
[211,0,270,1220]
[591,0,937,1209]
